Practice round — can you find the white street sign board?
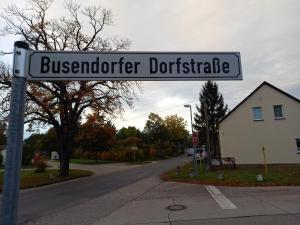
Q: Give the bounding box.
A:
[131,146,138,151]
[27,51,242,81]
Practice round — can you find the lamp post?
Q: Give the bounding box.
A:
[203,99,211,171]
[184,104,199,177]
[184,104,193,134]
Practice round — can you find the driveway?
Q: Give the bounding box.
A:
[47,160,142,175]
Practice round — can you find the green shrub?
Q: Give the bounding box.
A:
[148,147,157,158]
[136,149,145,161]
[100,151,110,160]
[0,152,3,166]
[34,160,47,173]
[22,144,35,165]
[72,148,82,159]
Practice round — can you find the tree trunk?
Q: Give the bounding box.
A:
[95,150,98,163]
[60,155,70,177]
[57,128,74,177]
[58,139,71,177]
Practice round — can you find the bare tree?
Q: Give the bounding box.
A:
[0,0,141,176]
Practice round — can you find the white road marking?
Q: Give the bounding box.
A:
[205,185,237,209]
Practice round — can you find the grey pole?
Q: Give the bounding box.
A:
[204,101,211,170]
[189,106,193,135]
[0,41,28,225]
[189,106,199,177]
[185,104,198,178]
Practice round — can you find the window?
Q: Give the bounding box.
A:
[296,139,300,154]
[273,105,284,119]
[252,107,262,121]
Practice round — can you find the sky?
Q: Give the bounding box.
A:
[0,0,300,133]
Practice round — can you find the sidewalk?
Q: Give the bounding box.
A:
[93,182,300,225]
[24,174,300,225]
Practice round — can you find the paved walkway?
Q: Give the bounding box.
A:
[23,175,300,225]
[94,181,300,225]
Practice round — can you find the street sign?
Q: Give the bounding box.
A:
[192,133,199,147]
[2,42,244,225]
[27,51,242,81]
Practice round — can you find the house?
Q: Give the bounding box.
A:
[219,81,300,164]
[0,145,6,165]
[51,151,59,160]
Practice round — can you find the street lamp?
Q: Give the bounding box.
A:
[184,104,193,134]
[184,104,199,177]
[203,99,211,171]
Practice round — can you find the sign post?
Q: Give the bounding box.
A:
[131,146,138,162]
[191,132,199,177]
[192,132,199,147]
[0,41,28,225]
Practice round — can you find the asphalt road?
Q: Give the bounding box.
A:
[0,155,188,225]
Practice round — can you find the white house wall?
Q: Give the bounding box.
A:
[220,84,300,164]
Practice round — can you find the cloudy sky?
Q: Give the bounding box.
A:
[1,0,300,132]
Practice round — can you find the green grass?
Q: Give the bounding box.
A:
[0,169,93,192]
[0,165,49,169]
[162,162,300,186]
[70,158,115,165]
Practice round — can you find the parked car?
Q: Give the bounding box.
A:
[187,147,206,161]
[195,147,205,161]
[186,148,194,156]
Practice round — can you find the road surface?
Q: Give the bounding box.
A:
[0,156,188,224]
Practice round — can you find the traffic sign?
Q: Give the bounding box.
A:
[192,133,199,146]
[27,51,242,81]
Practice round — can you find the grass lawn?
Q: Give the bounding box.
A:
[69,158,115,165]
[162,162,300,186]
[0,169,93,192]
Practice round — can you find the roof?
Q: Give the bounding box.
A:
[220,81,300,123]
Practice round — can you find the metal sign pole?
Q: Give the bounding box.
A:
[204,101,211,170]
[190,107,198,178]
[0,41,28,225]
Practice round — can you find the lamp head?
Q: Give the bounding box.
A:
[184,104,191,108]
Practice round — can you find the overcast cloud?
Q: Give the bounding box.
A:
[1,0,299,132]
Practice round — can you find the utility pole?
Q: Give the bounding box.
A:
[204,100,211,170]
[184,104,198,177]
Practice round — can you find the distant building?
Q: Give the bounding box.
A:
[219,81,300,164]
[51,151,59,160]
[0,145,6,165]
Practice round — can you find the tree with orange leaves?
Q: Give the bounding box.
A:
[0,0,140,176]
[75,114,116,162]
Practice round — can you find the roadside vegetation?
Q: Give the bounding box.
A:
[9,112,188,170]
[0,169,93,192]
[163,162,300,186]
[193,81,228,168]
